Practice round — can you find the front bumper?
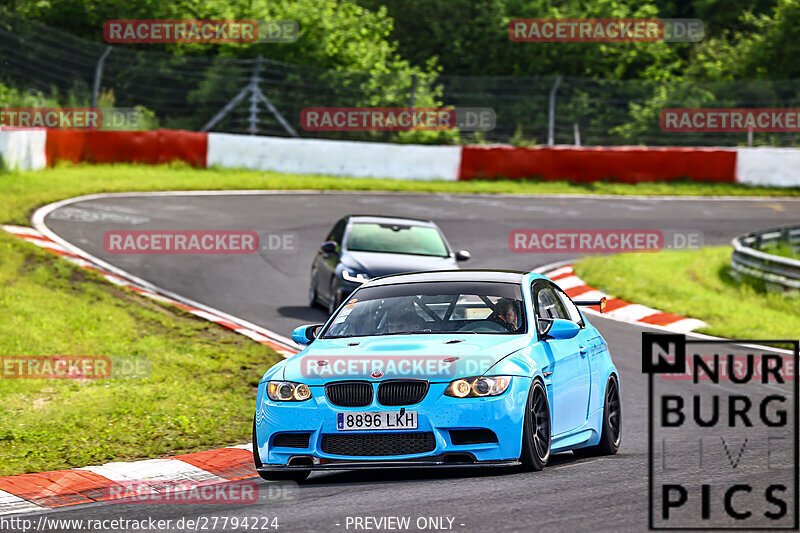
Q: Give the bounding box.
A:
[257,458,520,473]
[254,378,532,468]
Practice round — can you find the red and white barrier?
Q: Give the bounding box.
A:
[735,147,800,187]
[0,130,47,170]
[459,145,737,184]
[1,129,798,186]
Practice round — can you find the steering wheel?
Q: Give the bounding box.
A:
[459,319,513,333]
[487,313,517,332]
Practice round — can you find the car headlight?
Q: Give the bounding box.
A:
[341,270,369,283]
[267,381,312,401]
[444,376,512,398]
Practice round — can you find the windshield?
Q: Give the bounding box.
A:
[323,281,526,338]
[345,222,449,257]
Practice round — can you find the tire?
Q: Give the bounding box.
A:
[520,380,551,471]
[252,418,310,482]
[308,275,320,309]
[573,375,621,458]
[327,280,340,316]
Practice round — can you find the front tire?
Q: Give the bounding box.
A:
[574,374,621,457]
[252,419,310,482]
[520,380,551,471]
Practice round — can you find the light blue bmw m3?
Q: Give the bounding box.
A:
[253,270,620,481]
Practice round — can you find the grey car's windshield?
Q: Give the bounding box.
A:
[345,222,449,257]
[323,281,526,338]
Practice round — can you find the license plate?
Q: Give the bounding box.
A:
[336,411,418,431]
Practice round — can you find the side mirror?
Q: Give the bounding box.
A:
[455,250,471,262]
[539,318,579,340]
[291,324,324,345]
[320,241,337,254]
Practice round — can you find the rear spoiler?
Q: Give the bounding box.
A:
[573,297,607,313]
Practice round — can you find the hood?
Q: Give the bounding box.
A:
[281,334,532,385]
[342,250,457,278]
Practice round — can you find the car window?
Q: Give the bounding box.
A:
[344,222,449,257]
[328,219,346,245]
[554,286,585,328]
[532,282,569,320]
[322,281,526,337]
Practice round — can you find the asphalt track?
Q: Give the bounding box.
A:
[21,192,800,532]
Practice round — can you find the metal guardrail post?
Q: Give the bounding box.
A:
[547,76,562,147]
[91,46,113,109]
[202,56,298,137]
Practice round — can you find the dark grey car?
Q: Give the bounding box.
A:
[309,215,471,314]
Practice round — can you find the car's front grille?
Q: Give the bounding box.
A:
[272,433,311,448]
[377,380,428,406]
[321,432,436,456]
[325,381,373,407]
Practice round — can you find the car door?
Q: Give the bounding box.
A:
[532,281,591,436]
[317,218,346,301]
[554,286,605,415]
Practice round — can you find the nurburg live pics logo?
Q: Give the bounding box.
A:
[643,333,799,530]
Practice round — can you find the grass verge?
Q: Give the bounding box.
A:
[0,231,280,476]
[573,247,799,341]
[761,242,800,261]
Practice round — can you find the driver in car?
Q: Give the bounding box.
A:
[386,300,422,333]
[487,298,520,332]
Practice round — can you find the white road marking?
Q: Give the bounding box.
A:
[551,275,586,291]
[605,304,660,321]
[80,458,225,484]
[0,489,46,516]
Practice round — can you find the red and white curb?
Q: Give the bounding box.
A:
[541,264,707,333]
[1,225,302,516]
[0,445,257,515]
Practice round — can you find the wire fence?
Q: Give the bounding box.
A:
[3,11,800,146]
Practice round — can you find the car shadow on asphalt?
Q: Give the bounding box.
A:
[298,452,582,486]
[275,305,329,322]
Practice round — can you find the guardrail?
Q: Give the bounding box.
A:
[731,225,800,293]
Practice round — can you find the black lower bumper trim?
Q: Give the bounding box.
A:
[258,458,520,472]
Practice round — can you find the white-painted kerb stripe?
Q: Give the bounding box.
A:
[80,458,225,484]
[0,489,46,516]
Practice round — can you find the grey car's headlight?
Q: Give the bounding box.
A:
[444,376,512,398]
[341,270,369,283]
[267,381,312,401]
